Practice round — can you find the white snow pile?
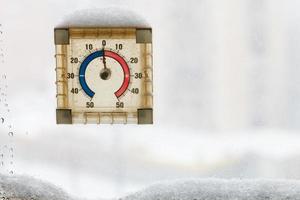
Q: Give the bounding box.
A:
[121,179,300,200]
[0,174,71,200]
[57,7,149,28]
[2,175,300,200]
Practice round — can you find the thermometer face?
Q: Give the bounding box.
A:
[70,39,140,110]
[55,28,153,124]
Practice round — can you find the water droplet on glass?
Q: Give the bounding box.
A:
[9,170,13,175]
[8,132,13,137]
[0,117,4,123]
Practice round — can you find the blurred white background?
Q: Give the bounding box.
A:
[1,0,300,199]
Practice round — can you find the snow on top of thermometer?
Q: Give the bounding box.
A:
[122,179,300,200]
[56,7,150,28]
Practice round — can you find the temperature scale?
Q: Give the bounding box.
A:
[54,28,153,124]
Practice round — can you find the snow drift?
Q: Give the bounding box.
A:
[121,179,300,200]
[2,175,300,200]
[0,174,71,200]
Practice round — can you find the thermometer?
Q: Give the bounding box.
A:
[54,28,153,124]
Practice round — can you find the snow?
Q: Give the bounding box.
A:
[3,175,300,200]
[122,179,300,200]
[0,174,71,200]
[57,7,150,28]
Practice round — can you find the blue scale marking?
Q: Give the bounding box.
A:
[79,50,104,98]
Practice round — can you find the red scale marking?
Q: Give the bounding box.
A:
[104,50,130,98]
